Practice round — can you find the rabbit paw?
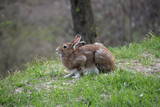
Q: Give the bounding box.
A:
[72,72,81,79]
[64,73,74,78]
[64,69,79,78]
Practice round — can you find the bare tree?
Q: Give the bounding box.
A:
[70,0,97,43]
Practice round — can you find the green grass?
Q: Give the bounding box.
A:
[111,34,160,59]
[0,35,160,107]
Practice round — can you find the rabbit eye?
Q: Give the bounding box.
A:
[63,45,67,48]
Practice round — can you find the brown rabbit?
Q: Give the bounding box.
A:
[56,35,115,78]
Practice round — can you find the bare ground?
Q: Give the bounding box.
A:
[116,53,160,74]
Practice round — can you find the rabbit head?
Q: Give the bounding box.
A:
[56,34,82,57]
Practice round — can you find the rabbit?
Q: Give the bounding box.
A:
[56,34,115,78]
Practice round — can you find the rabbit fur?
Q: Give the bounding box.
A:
[56,35,115,78]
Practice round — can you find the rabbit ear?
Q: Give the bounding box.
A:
[71,34,82,48]
[74,41,86,48]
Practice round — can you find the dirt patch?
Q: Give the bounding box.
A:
[116,58,160,74]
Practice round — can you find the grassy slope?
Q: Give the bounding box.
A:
[0,35,160,107]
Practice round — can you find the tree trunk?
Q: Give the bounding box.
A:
[70,0,97,43]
